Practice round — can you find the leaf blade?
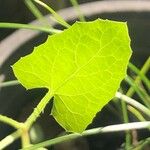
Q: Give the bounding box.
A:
[13,19,132,132]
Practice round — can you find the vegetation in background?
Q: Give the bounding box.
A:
[0,0,149,149]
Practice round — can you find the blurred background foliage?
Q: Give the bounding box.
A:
[0,0,99,40]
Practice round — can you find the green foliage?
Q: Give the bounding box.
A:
[12,19,132,132]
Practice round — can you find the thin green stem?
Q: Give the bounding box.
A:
[70,0,86,21]
[25,0,50,26]
[116,92,150,117]
[0,130,22,150]
[130,137,150,150]
[128,62,150,90]
[127,57,150,97]
[0,114,24,129]
[125,76,150,108]
[33,0,70,28]
[0,23,61,34]
[21,128,30,148]
[128,106,146,121]
[124,59,150,149]
[119,88,131,149]
[121,100,131,149]
[25,91,53,129]
[0,80,19,88]
[23,121,150,150]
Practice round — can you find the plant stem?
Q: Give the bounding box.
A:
[121,100,131,149]
[0,114,24,129]
[23,121,150,150]
[131,137,150,150]
[21,128,30,148]
[25,91,53,129]
[0,130,22,150]
[0,80,19,88]
[25,0,50,26]
[0,23,61,34]
[33,0,70,28]
[125,76,150,108]
[116,92,150,117]
[70,0,86,21]
[127,57,150,97]
[128,106,146,121]
[128,62,150,90]
[125,59,150,149]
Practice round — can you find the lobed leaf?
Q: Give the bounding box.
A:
[13,19,132,132]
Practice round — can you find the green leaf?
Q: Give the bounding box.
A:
[12,19,132,132]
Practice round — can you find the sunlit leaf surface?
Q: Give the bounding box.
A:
[13,19,132,132]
